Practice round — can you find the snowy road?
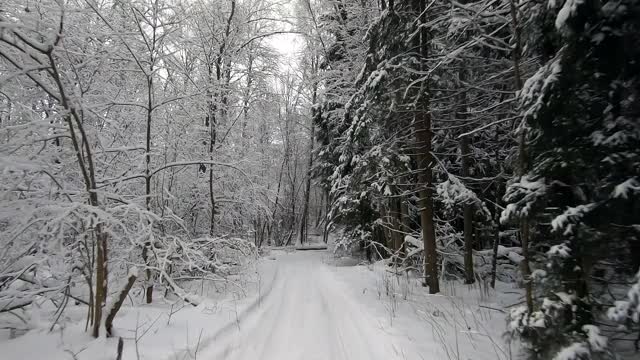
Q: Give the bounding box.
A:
[205,250,405,360]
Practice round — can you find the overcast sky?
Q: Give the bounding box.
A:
[265,0,304,69]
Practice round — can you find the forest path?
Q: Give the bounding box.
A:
[206,250,406,360]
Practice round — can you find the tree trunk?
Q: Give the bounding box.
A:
[322,194,332,244]
[490,175,502,288]
[116,338,124,360]
[144,72,154,304]
[208,0,236,236]
[391,195,404,265]
[299,77,317,245]
[208,65,219,236]
[241,52,253,139]
[208,162,216,235]
[272,155,286,244]
[461,136,475,284]
[521,220,534,311]
[10,28,108,338]
[315,189,326,228]
[490,222,500,288]
[92,229,108,337]
[415,151,439,293]
[400,197,410,258]
[509,0,533,313]
[53,69,106,337]
[413,0,439,294]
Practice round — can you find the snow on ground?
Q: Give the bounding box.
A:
[325,255,522,360]
[200,250,403,360]
[0,246,522,360]
[199,249,521,360]
[0,259,272,360]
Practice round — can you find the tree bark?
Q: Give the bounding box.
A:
[391,195,404,265]
[490,162,502,289]
[116,337,124,360]
[490,220,500,288]
[299,71,318,245]
[461,136,475,284]
[141,4,163,304]
[415,144,439,293]
[400,197,410,258]
[208,0,236,236]
[47,52,107,338]
[413,0,439,294]
[144,73,154,304]
[509,0,533,313]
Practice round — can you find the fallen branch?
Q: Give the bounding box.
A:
[158,269,203,306]
[479,305,506,313]
[0,300,32,313]
[17,275,90,305]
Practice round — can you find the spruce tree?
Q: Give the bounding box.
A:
[503,0,640,358]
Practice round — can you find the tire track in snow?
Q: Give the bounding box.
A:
[221,265,293,359]
[205,250,406,360]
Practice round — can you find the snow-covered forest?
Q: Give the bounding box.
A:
[0,0,638,359]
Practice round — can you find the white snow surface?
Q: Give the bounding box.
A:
[582,324,608,351]
[553,342,590,360]
[555,0,584,30]
[202,251,400,360]
[1,248,519,360]
[612,178,640,199]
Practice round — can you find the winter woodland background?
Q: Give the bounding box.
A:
[0,0,639,359]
